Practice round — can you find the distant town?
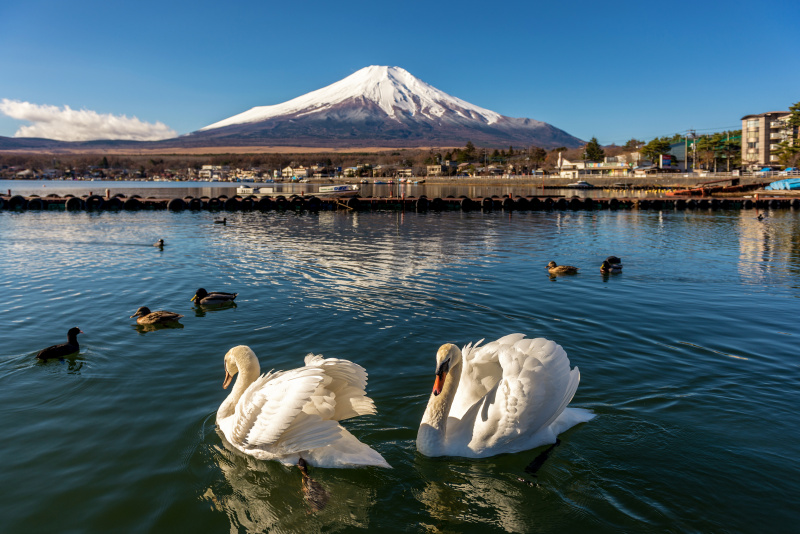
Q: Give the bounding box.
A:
[2,104,798,182]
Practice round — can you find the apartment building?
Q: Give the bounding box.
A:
[741,111,793,169]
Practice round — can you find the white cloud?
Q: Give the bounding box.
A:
[0,99,177,141]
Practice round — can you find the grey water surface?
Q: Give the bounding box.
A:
[1,201,798,533]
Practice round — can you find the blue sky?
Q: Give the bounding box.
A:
[1,0,798,146]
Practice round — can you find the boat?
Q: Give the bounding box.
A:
[566,181,594,188]
[765,178,800,191]
[236,184,275,196]
[318,184,360,195]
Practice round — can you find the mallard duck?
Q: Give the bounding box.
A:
[37,327,83,359]
[191,287,238,305]
[600,260,623,273]
[130,306,184,325]
[546,261,579,275]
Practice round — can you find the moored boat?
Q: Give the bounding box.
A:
[566,180,594,188]
[318,184,360,195]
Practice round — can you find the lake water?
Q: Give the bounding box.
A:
[2,189,799,533]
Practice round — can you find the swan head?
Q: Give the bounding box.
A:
[222,345,257,389]
[432,343,462,396]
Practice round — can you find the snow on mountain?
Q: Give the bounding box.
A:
[201,66,505,130]
[182,66,582,149]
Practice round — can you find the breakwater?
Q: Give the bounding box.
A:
[2,192,799,212]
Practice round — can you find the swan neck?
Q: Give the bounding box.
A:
[417,360,462,455]
[217,357,260,420]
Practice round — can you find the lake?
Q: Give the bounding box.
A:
[1,188,799,533]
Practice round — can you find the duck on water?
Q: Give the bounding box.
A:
[130,306,184,325]
[191,288,238,306]
[37,327,83,359]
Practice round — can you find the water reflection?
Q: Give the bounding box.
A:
[193,302,237,317]
[132,322,185,335]
[204,430,376,533]
[414,457,538,533]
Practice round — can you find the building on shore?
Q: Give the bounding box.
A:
[558,153,643,179]
[741,111,794,170]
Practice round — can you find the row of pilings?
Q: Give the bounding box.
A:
[2,193,799,212]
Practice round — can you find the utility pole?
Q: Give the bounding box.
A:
[686,129,696,171]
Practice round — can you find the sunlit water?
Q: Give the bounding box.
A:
[2,201,799,533]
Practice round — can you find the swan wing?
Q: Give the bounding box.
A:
[303,354,377,420]
[450,334,525,418]
[271,412,344,454]
[471,337,580,452]
[231,367,326,447]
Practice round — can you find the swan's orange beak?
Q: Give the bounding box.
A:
[223,371,232,389]
[433,371,446,396]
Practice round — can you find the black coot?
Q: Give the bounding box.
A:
[37,327,83,359]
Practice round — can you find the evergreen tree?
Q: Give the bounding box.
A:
[529,146,547,169]
[775,101,800,167]
[464,141,477,160]
[584,137,605,161]
[640,137,673,163]
[623,138,644,151]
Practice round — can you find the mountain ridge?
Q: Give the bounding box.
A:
[1,66,584,151]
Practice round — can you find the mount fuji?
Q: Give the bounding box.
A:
[179,66,583,149]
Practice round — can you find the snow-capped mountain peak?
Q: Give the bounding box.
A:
[201,66,502,130]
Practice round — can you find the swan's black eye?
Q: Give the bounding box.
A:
[436,358,450,376]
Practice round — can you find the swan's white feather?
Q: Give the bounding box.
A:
[218,346,390,468]
[233,368,325,446]
[304,354,377,420]
[417,334,594,458]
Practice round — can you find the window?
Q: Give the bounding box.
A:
[747,119,759,128]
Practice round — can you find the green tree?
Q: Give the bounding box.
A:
[774,101,800,167]
[623,138,644,151]
[640,137,672,163]
[584,137,605,161]
[529,146,547,169]
[464,141,477,160]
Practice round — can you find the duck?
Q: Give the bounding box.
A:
[546,261,579,275]
[217,345,391,468]
[214,217,227,225]
[37,327,83,359]
[298,458,330,512]
[600,255,623,273]
[130,306,184,325]
[416,334,594,458]
[191,288,238,305]
[154,239,164,247]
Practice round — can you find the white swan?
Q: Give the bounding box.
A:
[217,345,390,468]
[416,334,594,458]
